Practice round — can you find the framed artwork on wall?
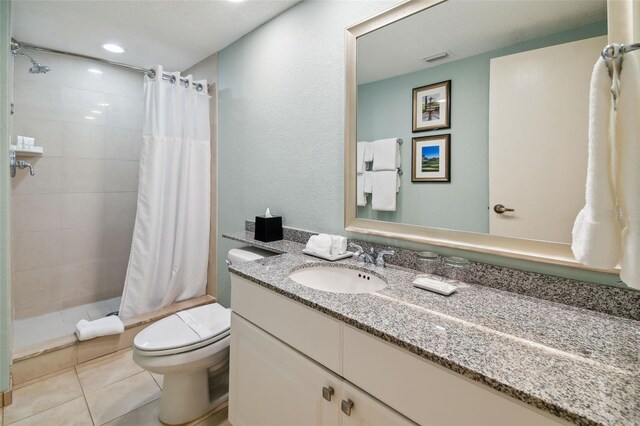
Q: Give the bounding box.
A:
[412,80,451,132]
[412,134,451,182]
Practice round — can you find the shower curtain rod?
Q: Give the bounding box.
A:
[11,39,210,93]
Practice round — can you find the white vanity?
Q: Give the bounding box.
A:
[229,271,569,425]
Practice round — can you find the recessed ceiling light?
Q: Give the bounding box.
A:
[90,110,103,114]
[88,68,103,74]
[102,43,125,53]
[227,0,245,3]
[97,103,109,107]
[84,116,96,120]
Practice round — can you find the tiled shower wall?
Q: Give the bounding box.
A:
[11,53,142,319]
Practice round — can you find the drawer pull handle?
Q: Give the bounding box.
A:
[341,399,354,416]
[322,386,334,402]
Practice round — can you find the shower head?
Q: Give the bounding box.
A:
[11,40,51,74]
[28,61,50,74]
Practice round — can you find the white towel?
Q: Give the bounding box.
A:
[75,316,124,341]
[372,138,401,171]
[356,174,367,207]
[305,234,332,257]
[371,171,399,211]
[617,54,640,290]
[363,171,373,194]
[330,235,347,256]
[571,57,622,269]
[356,141,370,174]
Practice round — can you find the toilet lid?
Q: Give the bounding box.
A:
[134,303,230,352]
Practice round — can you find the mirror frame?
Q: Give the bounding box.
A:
[344,0,617,273]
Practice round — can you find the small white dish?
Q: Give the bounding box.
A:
[302,249,354,261]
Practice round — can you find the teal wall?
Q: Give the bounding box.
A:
[357,21,607,233]
[217,4,621,308]
[0,0,12,393]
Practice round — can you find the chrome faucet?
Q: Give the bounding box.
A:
[9,150,35,177]
[349,243,395,268]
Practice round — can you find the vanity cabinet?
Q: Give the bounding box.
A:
[230,313,413,426]
[229,274,566,426]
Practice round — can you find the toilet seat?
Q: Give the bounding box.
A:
[134,303,230,357]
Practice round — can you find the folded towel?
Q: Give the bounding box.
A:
[571,57,622,269]
[372,138,401,171]
[616,53,640,290]
[357,174,367,206]
[356,141,369,174]
[330,235,348,256]
[306,234,332,257]
[75,316,124,341]
[372,171,399,211]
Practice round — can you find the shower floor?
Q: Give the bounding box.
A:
[13,296,122,353]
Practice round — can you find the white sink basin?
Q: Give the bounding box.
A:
[289,266,387,294]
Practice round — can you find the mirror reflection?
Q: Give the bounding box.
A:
[355,0,607,244]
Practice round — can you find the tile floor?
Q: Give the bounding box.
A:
[13,297,122,351]
[1,348,230,426]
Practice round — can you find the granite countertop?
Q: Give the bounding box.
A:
[223,233,640,426]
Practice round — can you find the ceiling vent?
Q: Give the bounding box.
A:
[423,52,450,63]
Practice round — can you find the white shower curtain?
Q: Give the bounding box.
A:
[119,65,211,319]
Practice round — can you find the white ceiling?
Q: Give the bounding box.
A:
[11,0,301,72]
[357,0,607,84]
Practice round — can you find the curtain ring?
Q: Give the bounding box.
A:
[169,75,177,84]
[147,69,156,79]
[196,83,203,92]
[182,79,189,88]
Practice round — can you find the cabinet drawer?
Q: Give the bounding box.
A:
[343,325,567,426]
[231,273,342,374]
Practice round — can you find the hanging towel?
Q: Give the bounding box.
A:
[363,171,373,194]
[372,138,401,171]
[571,57,622,269]
[75,317,124,341]
[356,141,370,174]
[372,171,399,211]
[356,174,367,207]
[616,54,640,290]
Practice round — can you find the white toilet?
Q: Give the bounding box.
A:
[133,303,231,425]
[132,246,274,425]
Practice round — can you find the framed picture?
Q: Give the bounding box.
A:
[412,80,451,132]
[412,135,451,182]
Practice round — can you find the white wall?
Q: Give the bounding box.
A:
[11,53,143,318]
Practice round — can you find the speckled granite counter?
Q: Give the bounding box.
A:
[224,241,640,425]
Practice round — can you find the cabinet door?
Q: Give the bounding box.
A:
[340,381,416,426]
[229,313,341,426]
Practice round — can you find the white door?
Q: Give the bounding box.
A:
[340,381,415,426]
[229,313,341,426]
[488,36,606,243]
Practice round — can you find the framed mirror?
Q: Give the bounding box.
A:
[344,0,617,271]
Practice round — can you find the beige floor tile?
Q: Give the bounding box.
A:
[195,407,230,426]
[85,371,161,425]
[103,399,162,426]
[3,370,83,424]
[8,397,93,426]
[150,372,163,389]
[77,349,143,394]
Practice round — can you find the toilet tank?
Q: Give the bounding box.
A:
[227,247,277,265]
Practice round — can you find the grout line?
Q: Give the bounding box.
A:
[75,364,97,426]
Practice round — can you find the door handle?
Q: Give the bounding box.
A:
[493,204,514,214]
[341,399,354,416]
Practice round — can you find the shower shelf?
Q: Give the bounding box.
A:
[11,145,43,156]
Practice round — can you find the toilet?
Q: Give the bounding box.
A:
[132,246,274,425]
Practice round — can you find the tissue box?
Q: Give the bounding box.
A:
[254,215,283,242]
